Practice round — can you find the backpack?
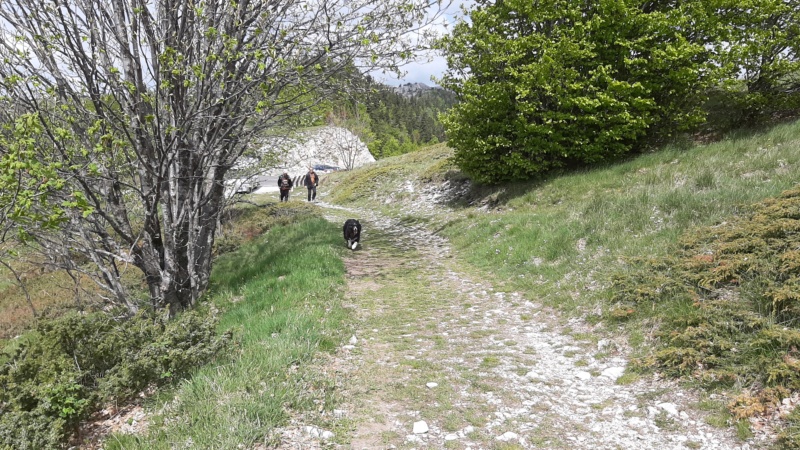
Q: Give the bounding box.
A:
[280,177,291,189]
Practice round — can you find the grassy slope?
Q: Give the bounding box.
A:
[106,212,350,449]
[325,120,800,444]
[0,202,322,345]
[0,255,107,343]
[328,124,800,308]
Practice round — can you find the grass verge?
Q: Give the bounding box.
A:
[105,215,349,449]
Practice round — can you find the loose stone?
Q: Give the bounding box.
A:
[601,366,625,380]
[496,431,519,442]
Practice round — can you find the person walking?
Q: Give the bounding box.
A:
[304,167,319,202]
[278,171,293,202]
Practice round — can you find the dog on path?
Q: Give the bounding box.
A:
[343,219,361,250]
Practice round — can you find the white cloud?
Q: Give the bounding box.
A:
[370,0,472,87]
[375,54,449,86]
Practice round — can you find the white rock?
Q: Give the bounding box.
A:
[657,402,679,417]
[525,371,540,379]
[321,430,334,440]
[462,425,475,435]
[627,417,647,428]
[406,434,422,443]
[426,382,438,388]
[349,335,358,345]
[601,367,625,380]
[445,433,459,441]
[333,409,346,418]
[496,431,519,442]
[257,126,375,176]
[575,371,592,381]
[413,420,429,434]
[342,345,355,350]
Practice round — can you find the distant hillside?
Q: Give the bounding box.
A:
[364,82,458,158]
[393,82,435,98]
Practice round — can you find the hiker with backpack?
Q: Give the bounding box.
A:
[278,171,293,202]
[304,167,319,202]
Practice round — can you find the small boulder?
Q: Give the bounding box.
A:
[413,420,429,434]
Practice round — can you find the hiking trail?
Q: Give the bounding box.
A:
[273,199,764,450]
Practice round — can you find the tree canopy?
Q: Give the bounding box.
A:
[363,81,457,157]
[322,76,458,159]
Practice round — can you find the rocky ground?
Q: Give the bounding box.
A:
[272,190,770,449]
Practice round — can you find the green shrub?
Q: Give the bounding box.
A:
[0,371,91,449]
[614,187,800,444]
[0,310,230,449]
[437,0,720,183]
[779,407,800,449]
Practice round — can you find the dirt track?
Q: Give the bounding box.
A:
[273,201,762,450]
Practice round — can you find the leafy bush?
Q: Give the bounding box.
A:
[0,310,230,449]
[701,86,751,135]
[438,0,800,183]
[437,0,721,183]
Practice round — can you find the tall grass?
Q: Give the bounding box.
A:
[436,121,800,312]
[106,217,349,449]
[0,268,99,343]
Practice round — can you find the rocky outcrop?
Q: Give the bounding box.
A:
[262,126,375,176]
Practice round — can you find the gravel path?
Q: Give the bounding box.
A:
[275,198,766,450]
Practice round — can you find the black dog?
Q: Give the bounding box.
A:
[343,219,361,250]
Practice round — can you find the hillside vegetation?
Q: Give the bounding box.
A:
[363,82,458,157]
[105,212,350,449]
[322,78,458,160]
[0,203,351,449]
[325,120,800,445]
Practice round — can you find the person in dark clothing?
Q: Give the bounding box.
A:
[278,171,293,202]
[304,167,319,202]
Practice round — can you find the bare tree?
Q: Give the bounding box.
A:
[0,0,447,316]
[325,103,374,170]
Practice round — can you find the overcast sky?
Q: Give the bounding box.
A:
[371,0,471,87]
[372,54,450,87]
